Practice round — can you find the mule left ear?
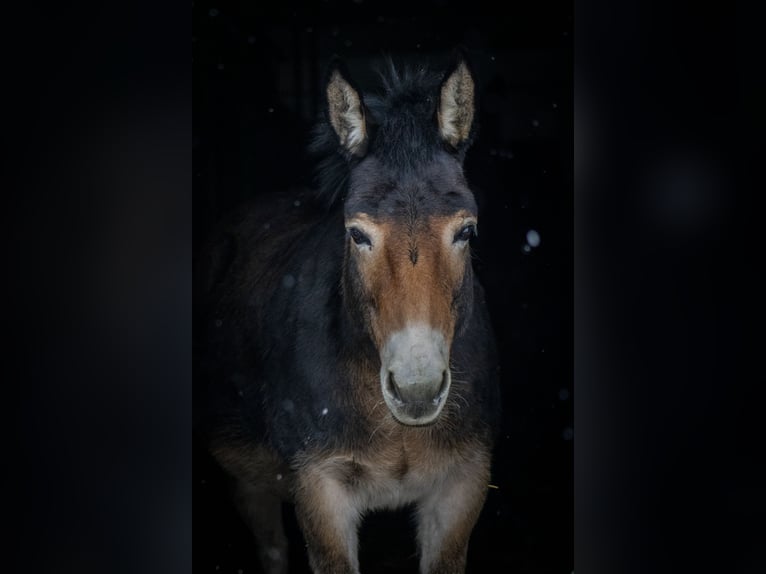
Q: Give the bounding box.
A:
[325,62,369,157]
[437,56,476,149]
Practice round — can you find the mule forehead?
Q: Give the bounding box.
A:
[345,154,477,220]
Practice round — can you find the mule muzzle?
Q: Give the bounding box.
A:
[379,325,451,426]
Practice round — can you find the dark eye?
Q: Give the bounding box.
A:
[454,224,477,244]
[348,227,371,247]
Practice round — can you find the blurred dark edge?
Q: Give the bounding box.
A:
[1,0,763,573]
[4,1,191,574]
[576,1,764,573]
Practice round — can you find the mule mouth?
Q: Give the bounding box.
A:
[381,369,451,426]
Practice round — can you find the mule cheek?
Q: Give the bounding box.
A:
[347,248,389,350]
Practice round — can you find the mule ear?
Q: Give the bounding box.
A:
[325,61,369,157]
[437,54,476,149]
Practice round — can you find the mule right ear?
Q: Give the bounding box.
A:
[437,53,476,149]
[325,61,369,157]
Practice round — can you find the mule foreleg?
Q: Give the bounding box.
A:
[416,454,490,574]
[294,468,362,574]
[232,479,289,574]
[210,441,292,574]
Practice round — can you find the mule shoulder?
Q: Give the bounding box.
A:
[194,189,331,439]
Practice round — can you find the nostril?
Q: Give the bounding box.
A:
[387,371,403,403]
[438,371,449,396]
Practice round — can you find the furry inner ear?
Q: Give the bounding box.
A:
[437,58,475,148]
[326,67,368,157]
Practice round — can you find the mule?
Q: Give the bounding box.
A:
[195,53,500,574]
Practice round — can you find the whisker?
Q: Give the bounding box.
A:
[369,399,386,415]
[449,364,467,375]
[368,419,387,443]
[455,394,470,410]
[450,378,472,386]
[368,408,396,443]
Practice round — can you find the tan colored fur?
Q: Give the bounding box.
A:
[294,430,491,574]
[346,210,476,349]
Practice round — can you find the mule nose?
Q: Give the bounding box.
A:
[386,369,449,404]
[380,324,452,425]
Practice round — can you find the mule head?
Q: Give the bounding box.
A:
[325,54,478,426]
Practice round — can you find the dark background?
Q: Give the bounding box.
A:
[575,2,766,573]
[193,1,572,573]
[2,1,762,574]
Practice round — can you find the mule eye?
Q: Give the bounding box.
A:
[454,224,477,244]
[348,227,372,247]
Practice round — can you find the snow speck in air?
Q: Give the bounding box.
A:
[282,274,296,288]
[526,229,541,248]
[522,245,531,253]
[293,199,301,207]
[209,8,219,17]
[267,547,282,560]
[276,473,283,481]
[562,427,574,441]
[321,407,328,416]
[215,319,223,328]
[531,119,540,128]
[268,107,274,113]
[491,148,514,159]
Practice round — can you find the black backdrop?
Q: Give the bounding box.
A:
[193,1,572,572]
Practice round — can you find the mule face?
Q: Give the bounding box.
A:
[326,57,478,426]
[344,158,478,425]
